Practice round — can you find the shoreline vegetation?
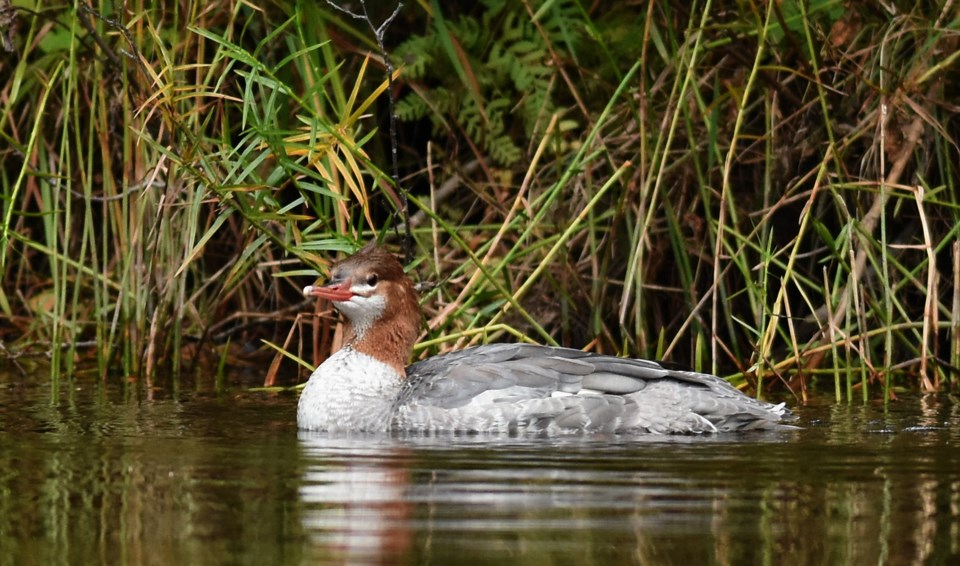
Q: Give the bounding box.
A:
[1,1,958,403]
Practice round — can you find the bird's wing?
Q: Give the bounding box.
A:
[400,344,793,431]
[403,344,699,405]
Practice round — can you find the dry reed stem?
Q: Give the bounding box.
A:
[804,115,927,374]
[954,241,960,376]
[425,114,558,334]
[914,184,937,391]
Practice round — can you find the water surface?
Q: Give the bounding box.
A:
[1,370,958,565]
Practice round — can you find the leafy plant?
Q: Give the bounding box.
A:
[394,0,578,166]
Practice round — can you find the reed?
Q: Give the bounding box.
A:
[1,1,958,401]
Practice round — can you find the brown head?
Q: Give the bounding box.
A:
[303,242,422,375]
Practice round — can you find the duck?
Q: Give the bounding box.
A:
[297,242,794,434]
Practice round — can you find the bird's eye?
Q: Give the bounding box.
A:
[366,273,379,286]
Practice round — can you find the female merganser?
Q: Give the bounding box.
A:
[297,243,794,434]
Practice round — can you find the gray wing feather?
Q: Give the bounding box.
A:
[400,343,794,432]
[582,372,648,394]
[406,344,700,400]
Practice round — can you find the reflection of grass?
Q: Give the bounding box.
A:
[2,2,958,400]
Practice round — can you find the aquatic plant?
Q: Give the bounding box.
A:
[1,0,958,401]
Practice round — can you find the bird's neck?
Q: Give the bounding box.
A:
[344,290,421,376]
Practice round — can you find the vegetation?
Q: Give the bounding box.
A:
[1,0,958,402]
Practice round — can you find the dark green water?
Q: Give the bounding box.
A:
[1,370,958,565]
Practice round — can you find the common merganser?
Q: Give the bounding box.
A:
[297,243,794,434]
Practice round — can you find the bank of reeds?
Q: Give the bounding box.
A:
[1,1,958,401]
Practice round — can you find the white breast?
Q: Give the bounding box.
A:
[297,347,403,432]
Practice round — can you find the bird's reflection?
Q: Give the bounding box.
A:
[298,433,413,564]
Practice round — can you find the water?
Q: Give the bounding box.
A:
[1,371,959,565]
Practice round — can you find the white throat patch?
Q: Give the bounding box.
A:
[335,293,386,339]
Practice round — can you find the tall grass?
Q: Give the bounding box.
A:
[1,0,958,401]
